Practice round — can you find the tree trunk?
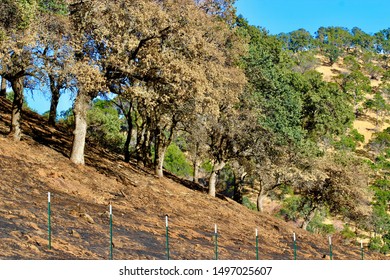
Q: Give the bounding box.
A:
[124,127,132,163]
[193,142,200,183]
[257,191,266,212]
[48,75,60,126]
[208,170,218,197]
[153,116,176,178]
[141,129,152,166]
[301,207,317,231]
[70,92,90,165]
[124,104,133,163]
[208,161,225,197]
[193,159,200,184]
[154,126,169,178]
[155,143,166,178]
[136,114,152,166]
[0,76,6,97]
[233,171,246,204]
[257,180,267,212]
[9,77,24,141]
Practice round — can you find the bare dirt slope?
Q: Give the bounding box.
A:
[0,98,386,260]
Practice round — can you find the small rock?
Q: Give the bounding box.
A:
[69,229,81,238]
[32,189,40,195]
[34,230,45,236]
[28,244,40,254]
[80,213,95,224]
[10,231,23,238]
[23,234,32,242]
[100,211,110,217]
[69,209,79,217]
[37,169,47,178]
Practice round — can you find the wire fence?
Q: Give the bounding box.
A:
[43,192,366,260]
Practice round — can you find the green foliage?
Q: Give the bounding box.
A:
[163,143,193,177]
[334,135,357,151]
[16,0,39,30]
[339,70,371,109]
[0,29,5,41]
[365,62,383,80]
[369,237,383,252]
[242,196,257,211]
[374,28,390,54]
[369,128,390,155]
[38,0,68,15]
[278,28,312,53]
[383,233,390,252]
[291,50,319,73]
[343,55,361,71]
[374,155,390,170]
[352,27,373,50]
[269,184,293,200]
[350,129,365,143]
[316,26,352,47]
[302,71,354,141]
[323,44,341,65]
[279,195,314,223]
[380,243,389,254]
[368,179,390,253]
[364,93,389,124]
[57,107,74,128]
[243,24,306,146]
[201,160,214,174]
[306,214,336,234]
[279,195,302,222]
[341,225,356,239]
[87,99,125,151]
[42,110,50,119]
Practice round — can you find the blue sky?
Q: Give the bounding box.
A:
[235,0,390,35]
[26,90,74,116]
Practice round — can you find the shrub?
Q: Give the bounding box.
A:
[306,212,335,234]
[87,99,125,151]
[200,160,213,174]
[380,243,389,254]
[164,143,193,177]
[369,237,383,252]
[350,129,365,143]
[279,195,302,222]
[341,225,356,239]
[334,135,357,151]
[242,196,257,211]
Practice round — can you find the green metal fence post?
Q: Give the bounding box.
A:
[255,228,259,260]
[293,232,297,260]
[329,236,333,260]
[215,224,218,260]
[361,241,364,260]
[48,192,51,250]
[109,204,113,260]
[165,215,170,260]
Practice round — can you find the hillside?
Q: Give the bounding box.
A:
[0,98,387,260]
[315,55,390,145]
